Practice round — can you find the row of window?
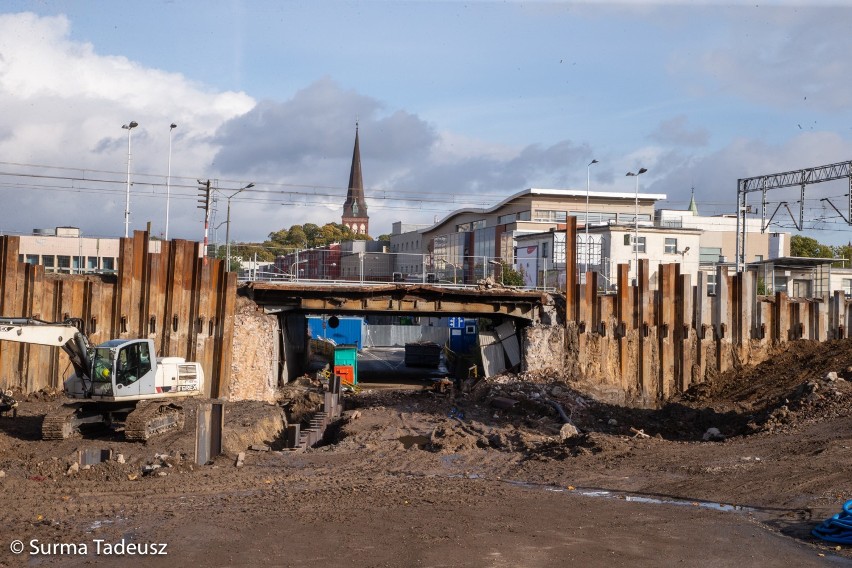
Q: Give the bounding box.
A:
[533,210,653,224]
[456,219,486,232]
[391,240,421,253]
[18,254,116,273]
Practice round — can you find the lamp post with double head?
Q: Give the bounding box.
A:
[626,168,648,284]
[165,123,177,240]
[121,121,138,238]
[585,159,599,273]
[225,182,254,271]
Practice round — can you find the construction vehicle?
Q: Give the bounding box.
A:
[0,317,204,441]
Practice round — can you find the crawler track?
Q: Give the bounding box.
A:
[41,403,82,440]
[124,400,185,441]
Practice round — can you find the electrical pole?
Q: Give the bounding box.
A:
[197,179,211,265]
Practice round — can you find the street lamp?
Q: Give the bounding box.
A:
[291,259,307,281]
[225,182,254,271]
[585,159,599,273]
[440,259,458,284]
[626,168,648,284]
[121,121,138,238]
[165,123,177,240]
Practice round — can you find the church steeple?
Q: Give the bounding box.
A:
[342,122,369,235]
[687,187,699,216]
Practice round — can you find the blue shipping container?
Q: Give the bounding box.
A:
[307,316,365,350]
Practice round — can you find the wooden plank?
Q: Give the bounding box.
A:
[0,237,21,389]
[661,264,677,398]
[213,268,238,399]
[115,237,135,338]
[130,231,147,336]
[636,259,651,398]
[196,257,215,393]
[564,217,577,322]
[164,240,187,357]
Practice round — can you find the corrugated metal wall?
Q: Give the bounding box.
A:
[365,325,449,347]
[0,232,236,396]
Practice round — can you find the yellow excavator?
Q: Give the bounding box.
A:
[0,317,204,440]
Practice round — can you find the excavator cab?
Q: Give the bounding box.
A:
[89,340,154,398]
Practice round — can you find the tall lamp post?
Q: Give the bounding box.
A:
[225,182,254,271]
[626,168,648,284]
[121,121,138,238]
[165,123,177,240]
[585,158,599,273]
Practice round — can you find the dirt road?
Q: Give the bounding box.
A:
[0,339,851,566]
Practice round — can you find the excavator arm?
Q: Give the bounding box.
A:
[0,318,93,392]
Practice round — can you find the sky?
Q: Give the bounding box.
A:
[2,1,852,246]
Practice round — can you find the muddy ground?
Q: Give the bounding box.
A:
[0,340,851,566]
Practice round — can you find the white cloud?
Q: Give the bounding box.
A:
[0,12,254,239]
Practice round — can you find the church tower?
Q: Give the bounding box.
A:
[342,123,369,235]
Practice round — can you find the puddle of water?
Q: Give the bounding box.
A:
[500,479,755,514]
[398,435,430,449]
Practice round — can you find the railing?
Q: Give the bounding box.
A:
[235,248,561,291]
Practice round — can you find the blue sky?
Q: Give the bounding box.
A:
[1,1,852,245]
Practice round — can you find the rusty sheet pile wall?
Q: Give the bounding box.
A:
[541,218,852,406]
[0,232,236,397]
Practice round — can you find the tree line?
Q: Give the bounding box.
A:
[790,235,852,266]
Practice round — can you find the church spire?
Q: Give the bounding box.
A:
[342,122,369,235]
[687,187,699,215]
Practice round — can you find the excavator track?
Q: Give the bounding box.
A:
[42,404,83,440]
[124,400,185,441]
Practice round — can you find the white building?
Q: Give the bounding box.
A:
[16,227,120,274]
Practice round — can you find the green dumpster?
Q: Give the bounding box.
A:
[333,344,358,385]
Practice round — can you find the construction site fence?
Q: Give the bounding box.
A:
[0,233,236,396]
[553,217,852,406]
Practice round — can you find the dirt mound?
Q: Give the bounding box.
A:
[684,339,852,409]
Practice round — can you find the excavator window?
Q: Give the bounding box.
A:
[116,342,152,386]
[93,348,114,384]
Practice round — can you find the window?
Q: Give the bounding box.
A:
[102,258,115,272]
[842,279,852,297]
[699,247,722,264]
[533,210,567,223]
[42,255,55,269]
[25,254,39,265]
[541,242,549,259]
[498,213,517,224]
[57,255,71,272]
[619,213,652,224]
[631,236,646,253]
[754,254,763,262]
[116,341,152,386]
[707,273,717,296]
[86,257,99,270]
[665,238,677,254]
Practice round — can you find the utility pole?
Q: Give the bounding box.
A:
[197,179,211,265]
